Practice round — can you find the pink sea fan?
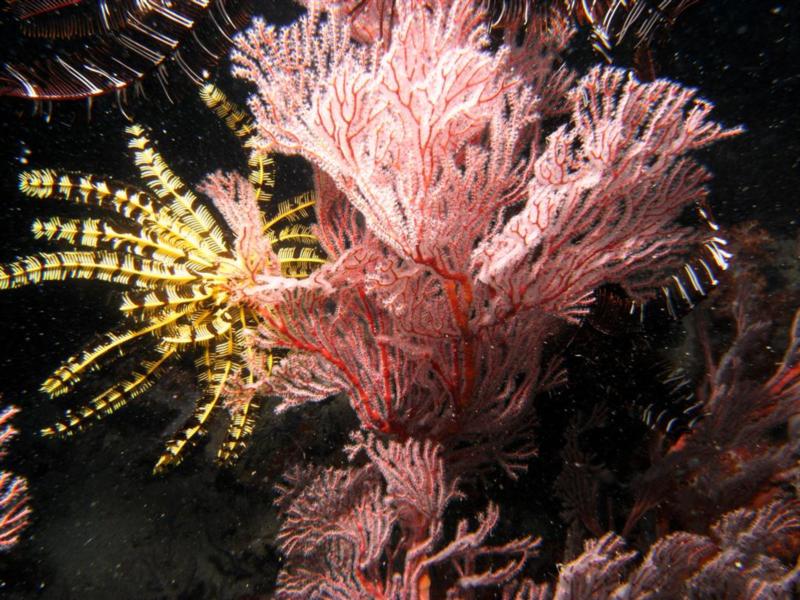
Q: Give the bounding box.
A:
[0,404,31,551]
[235,0,738,476]
[275,434,539,599]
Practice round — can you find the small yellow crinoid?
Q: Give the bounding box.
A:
[0,85,325,473]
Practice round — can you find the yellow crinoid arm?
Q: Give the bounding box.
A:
[277,246,327,278]
[244,137,276,204]
[120,283,214,316]
[262,191,326,277]
[216,306,264,465]
[161,306,234,345]
[273,223,318,244]
[32,216,187,263]
[264,192,326,279]
[42,346,178,438]
[198,84,325,281]
[199,83,276,204]
[216,384,260,466]
[265,223,325,278]
[42,304,198,398]
[126,124,228,255]
[262,190,317,232]
[0,251,198,291]
[153,331,237,474]
[19,169,219,267]
[199,83,255,139]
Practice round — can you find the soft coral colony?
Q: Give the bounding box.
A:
[230,0,798,595]
[232,0,739,457]
[1,0,799,596]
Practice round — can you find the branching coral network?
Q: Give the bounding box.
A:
[224,0,796,596]
[0,0,797,596]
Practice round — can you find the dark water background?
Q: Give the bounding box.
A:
[0,1,797,598]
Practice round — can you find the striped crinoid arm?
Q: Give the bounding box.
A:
[161,304,238,345]
[119,283,216,317]
[272,224,318,245]
[153,327,241,474]
[0,251,198,291]
[41,304,199,398]
[200,84,257,139]
[197,83,327,280]
[276,246,327,278]
[261,191,326,278]
[42,345,179,439]
[1,0,253,106]
[216,309,273,466]
[261,192,317,233]
[199,83,276,204]
[31,216,188,264]
[126,124,228,255]
[217,385,261,466]
[19,169,219,267]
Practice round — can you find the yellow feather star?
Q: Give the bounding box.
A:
[0,85,325,473]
